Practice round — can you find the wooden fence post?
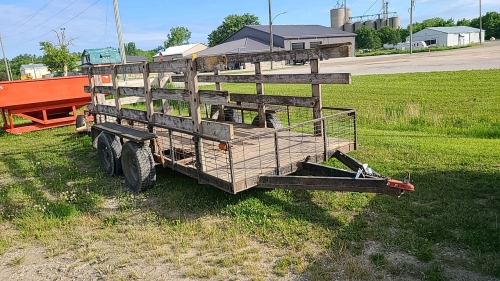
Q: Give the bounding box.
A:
[255,62,266,128]
[310,58,322,136]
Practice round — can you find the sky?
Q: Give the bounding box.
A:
[0,0,498,59]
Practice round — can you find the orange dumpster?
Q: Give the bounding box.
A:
[0,76,91,134]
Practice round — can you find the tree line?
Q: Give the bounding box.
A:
[356,11,500,50]
[2,12,498,80]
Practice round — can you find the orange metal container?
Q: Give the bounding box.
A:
[0,76,91,134]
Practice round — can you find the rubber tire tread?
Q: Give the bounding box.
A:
[97,132,123,176]
[211,109,242,123]
[251,113,283,129]
[76,115,87,129]
[121,142,156,192]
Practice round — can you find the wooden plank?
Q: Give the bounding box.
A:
[149,60,185,73]
[311,59,322,135]
[121,108,148,122]
[143,62,154,122]
[100,97,147,106]
[116,63,142,74]
[151,88,228,104]
[214,69,224,121]
[197,73,351,84]
[93,122,156,142]
[230,94,318,107]
[83,66,112,75]
[120,87,145,97]
[153,113,234,140]
[255,62,266,128]
[227,43,351,64]
[111,65,121,122]
[84,85,114,94]
[170,75,186,83]
[96,104,119,116]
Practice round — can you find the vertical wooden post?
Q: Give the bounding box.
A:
[186,58,205,172]
[142,62,154,124]
[214,68,225,121]
[255,62,266,128]
[310,59,322,136]
[112,65,122,124]
[87,67,96,107]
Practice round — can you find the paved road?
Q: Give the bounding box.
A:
[269,41,500,75]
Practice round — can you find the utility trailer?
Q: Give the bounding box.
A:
[81,43,414,196]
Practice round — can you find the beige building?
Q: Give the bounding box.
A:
[153,43,208,62]
[20,64,50,79]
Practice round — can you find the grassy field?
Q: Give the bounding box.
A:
[0,69,499,280]
[356,44,477,57]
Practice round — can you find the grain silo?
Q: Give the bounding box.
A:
[354,21,364,31]
[330,8,345,29]
[344,22,354,33]
[389,16,401,29]
[364,20,375,29]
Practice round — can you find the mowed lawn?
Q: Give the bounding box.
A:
[0,69,499,280]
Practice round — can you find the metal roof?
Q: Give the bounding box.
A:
[20,64,47,69]
[195,38,279,57]
[126,56,148,63]
[153,43,206,57]
[245,25,356,39]
[426,26,482,34]
[82,47,121,64]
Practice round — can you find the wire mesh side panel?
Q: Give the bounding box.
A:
[228,109,356,192]
[323,108,356,155]
[198,138,232,185]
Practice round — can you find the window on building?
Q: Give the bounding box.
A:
[291,42,305,50]
[310,41,322,49]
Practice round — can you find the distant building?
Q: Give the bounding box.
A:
[407,26,485,47]
[82,47,122,65]
[153,43,208,62]
[196,25,356,70]
[20,64,50,79]
[126,55,148,63]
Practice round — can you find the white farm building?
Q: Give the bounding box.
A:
[406,26,485,47]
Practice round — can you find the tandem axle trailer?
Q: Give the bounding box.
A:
[80,43,414,196]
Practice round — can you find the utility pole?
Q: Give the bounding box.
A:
[0,34,12,81]
[113,0,127,65]
[479,0,482,44]
[409,0,415,54]
[269,0,273,70]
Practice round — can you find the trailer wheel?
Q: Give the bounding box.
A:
[212,109,242,123]
[97,133,123,176]
[251,113,283,129]
[121,141,156,192]
[76,115,87,129]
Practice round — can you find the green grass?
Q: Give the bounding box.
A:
[356,44,477,57]
[0,69,499,280]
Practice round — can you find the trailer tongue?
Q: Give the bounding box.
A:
[258,150,414,197]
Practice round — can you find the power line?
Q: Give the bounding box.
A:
[3,0,54,33]
[4,0,79,39]
[5,0,101,48]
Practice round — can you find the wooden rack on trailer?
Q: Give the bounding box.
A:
[81,43,414,196]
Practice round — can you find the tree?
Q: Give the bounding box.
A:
[125,42,138,55]
[39,29,78,76]
[355,26,381,49]
[470,11,500,39]
[377,26,400,45]
[398,28,410,43]
[207,13,260,47]
[456,18,471,26]
[164,27,191,48]
[0,72,8,81]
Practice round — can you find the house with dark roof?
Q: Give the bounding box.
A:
[407,26,485,47]
[195,25,355,70]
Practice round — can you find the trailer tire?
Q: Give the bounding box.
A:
[76,115,87,131]
[251,113,283,129]
[97,132,122,176]
[212,109,242,123]
[121,142,156,192]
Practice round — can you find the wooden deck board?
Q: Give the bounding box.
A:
[155,122,354,193]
